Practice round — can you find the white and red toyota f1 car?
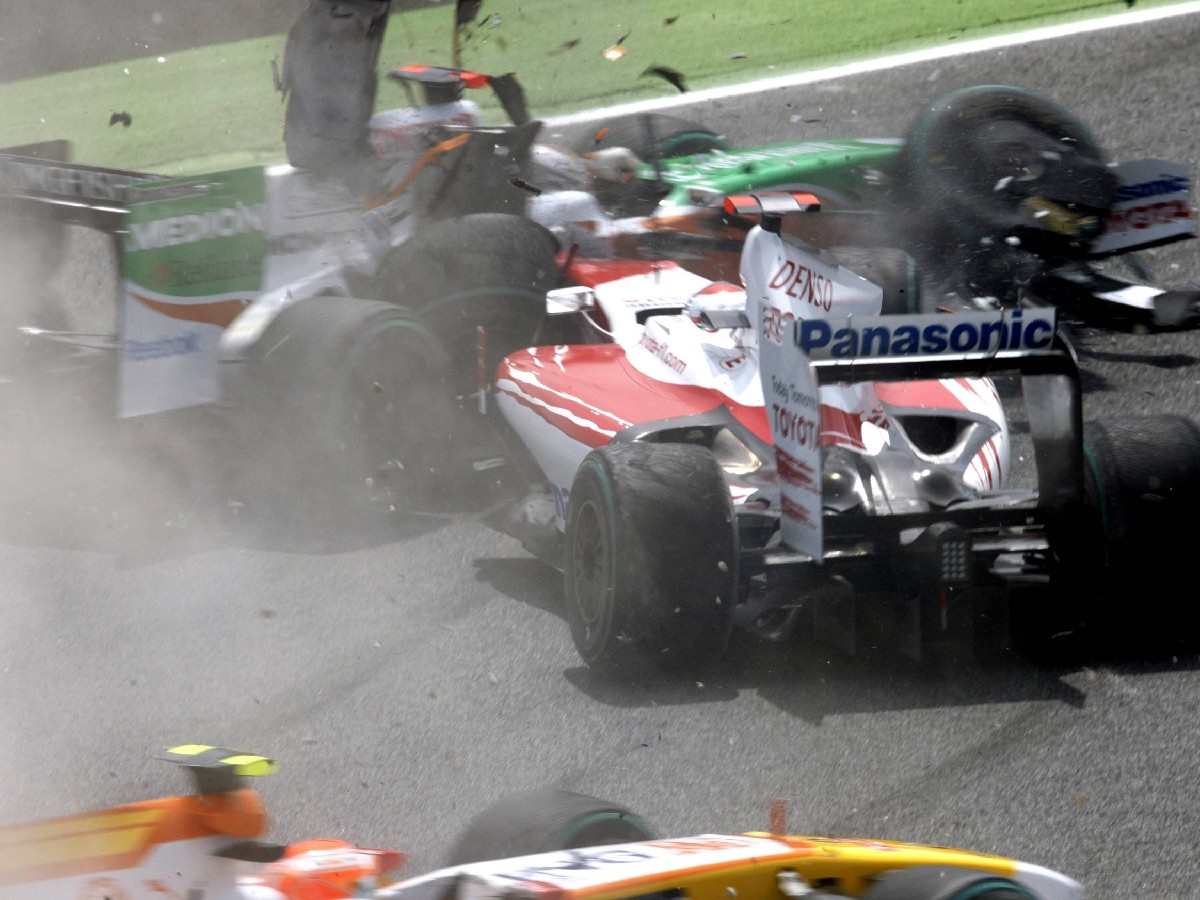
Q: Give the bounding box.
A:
[489,192,1200,669]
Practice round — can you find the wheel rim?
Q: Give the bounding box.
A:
[571,498,611,633]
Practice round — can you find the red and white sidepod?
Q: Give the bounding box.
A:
[496,233,1015,538]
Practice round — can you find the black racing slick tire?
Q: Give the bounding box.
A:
[900,85,1115,270]
[376,213,560,395]
[1082,415,1200,575]
[446,788,656,867]
[864,867,1038,900]
[237,297,454,524]
[564,442,738,671]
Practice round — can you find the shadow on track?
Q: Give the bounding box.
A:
[1076,347,1199,369]
[476,555,1200,724]
[0,431,451,565]
[470,555,1200,726]
[563,646,1092,727]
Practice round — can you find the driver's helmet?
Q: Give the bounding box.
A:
[527,144,592,193]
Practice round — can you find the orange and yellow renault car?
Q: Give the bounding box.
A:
[2,746,1081,900]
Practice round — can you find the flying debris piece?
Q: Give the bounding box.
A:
[642,65,688,93]
[592,126,611,147]
[616,30,632,45]
[550,37,580,55]
[455,0,483,27]
[729,52,748,60]
[664,15,680,25]
[603,44,627,61]
[510,177,543,195]
[109,111,133,128]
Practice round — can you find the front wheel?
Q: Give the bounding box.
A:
[447,789,655,866]
[864,866,1042,899]
[564,442,738,670]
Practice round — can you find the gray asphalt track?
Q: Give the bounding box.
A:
[4,14,1200,900]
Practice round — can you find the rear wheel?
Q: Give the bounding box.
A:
[237,297,454,525]
[1063,415,1200,642]
[447,789,655,866]
[376,213,560,397]
[864,867,1039,900]
[564,442,738,671]
[1083,415,1200,572]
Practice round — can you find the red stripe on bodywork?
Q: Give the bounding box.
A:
[985,435,1003,487]
[777,448,818,493]
[780,495,815,526]
[818,405,866,449]
[131,293,249,327]
[875,379,966,411]
[978,438,993,488]
[563,257,679,288]
[502,345,773,443]
[496,385,609,449]
[696,281,743,295]
[501,345,884,454]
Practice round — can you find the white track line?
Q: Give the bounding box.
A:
[546,1,1200,127]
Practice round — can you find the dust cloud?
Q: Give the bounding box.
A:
[0,215,230,558]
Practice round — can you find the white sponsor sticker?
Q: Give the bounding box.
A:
[743,228,828,559]
[461,835,803,893]
[794,309,1057,361]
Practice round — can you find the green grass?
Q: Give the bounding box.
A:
[0,0,1179,174]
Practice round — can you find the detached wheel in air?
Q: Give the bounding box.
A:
[900,85,1115,294]
[864,866,1041,900]
[564,442,738,670]
[447,788,655,866]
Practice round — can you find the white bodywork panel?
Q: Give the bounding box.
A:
[1092,158,1194,255]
